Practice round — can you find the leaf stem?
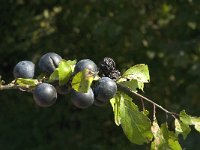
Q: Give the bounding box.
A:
[153,104,156,121]
[141,98,145,112]
[117,83,179,117]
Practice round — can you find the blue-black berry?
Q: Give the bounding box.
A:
[38,52,62,75]
[33,83,57,107]
[13,60,35,78]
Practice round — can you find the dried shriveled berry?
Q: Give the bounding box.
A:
[99,57,116,76]
[106,70,120,80]
[99,57,121,80]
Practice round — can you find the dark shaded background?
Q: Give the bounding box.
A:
[0,0,200,149]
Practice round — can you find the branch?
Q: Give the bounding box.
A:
[117,83,179,117]
[0,83,33,92]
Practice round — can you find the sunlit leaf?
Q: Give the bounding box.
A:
[71,69,95,93]
[179,110,192,125]
[65,59,76,71]
[175,119,191,140]
[110,93,121,126]
[93,75,100,81]
[120,94,153,145]
[180,110,200,132]
[118,80,144,92]
[48,59,76,85]
[58,60,76,85]
[191,117,200,132]
[122,64,150,83]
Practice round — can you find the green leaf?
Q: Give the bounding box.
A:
[180,110,200,132]
[175,119,191,140]
[71,69,95,93]
[168,139,182,150]
[120,94,153,145]
[49,69,59,83]
[58,60,76,85]
[16,78,39,87]
[191,117,200,132]
[179,110,192,125]
[118,80,144,92]
[65,59,77,71]
[110,93,121,126]
[143,109,149,116]
[48,59,76,85]
[161,123,182,150]
[122,64,150,83]
[138,81,144,91]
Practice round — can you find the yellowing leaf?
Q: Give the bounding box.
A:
[151,120,166,150]
[151,122,182,150]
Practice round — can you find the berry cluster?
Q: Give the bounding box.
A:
[13,53,117,109]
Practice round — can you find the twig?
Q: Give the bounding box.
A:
[0,83,33,92]
[0,83,19,90]
[117,83,179,117]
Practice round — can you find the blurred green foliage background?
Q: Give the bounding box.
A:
[0,0,200,149]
